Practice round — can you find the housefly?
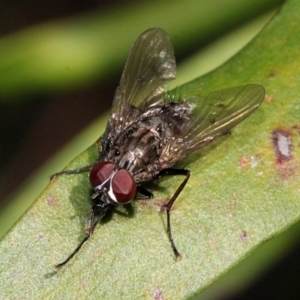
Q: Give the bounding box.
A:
[52,27,265,268]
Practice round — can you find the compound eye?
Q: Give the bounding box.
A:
[112,169,136,203]
[89,161,116,188]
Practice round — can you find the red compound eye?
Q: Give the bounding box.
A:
[112,169,136,203]
[89,161,116,188]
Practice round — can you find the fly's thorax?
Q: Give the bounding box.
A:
[159,101,194,136]
[105,118,163,170]
[101,101,194,182]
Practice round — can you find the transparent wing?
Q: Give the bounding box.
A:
[166,84,265,162]
[111,27,176,121]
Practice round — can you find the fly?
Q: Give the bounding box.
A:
[52,28,265,268]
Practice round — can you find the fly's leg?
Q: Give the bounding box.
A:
[157,168,190,259]
[55,204,109,268]
[50,163,96,180]
[136,186,153,199]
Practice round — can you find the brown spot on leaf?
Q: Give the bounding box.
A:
[265,94,274,103]
[226,213,233,220]
[46,195,59,206]
[272,129,292,164]
[152,288,165,300]
[268,70,276,78]
[37,233,44,240]
[240,230,249,243]
[239,155,249,168]
[137,199,151,207]
[239,154,260,169]
[272,128,296,179]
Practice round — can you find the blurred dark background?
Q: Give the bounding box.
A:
[1,1,300,299]
[0,0,119,205]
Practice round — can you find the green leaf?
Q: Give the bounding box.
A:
[2,0,300,299]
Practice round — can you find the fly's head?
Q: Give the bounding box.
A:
[89,161,137,205]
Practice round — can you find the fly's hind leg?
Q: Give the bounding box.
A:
[157,168,190,259]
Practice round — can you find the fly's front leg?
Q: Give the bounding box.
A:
[136,185,153,200]
[55,204,108,268]
[50,163,96,180]
[157,168,190,259]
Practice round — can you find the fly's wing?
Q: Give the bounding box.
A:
[111,28,176,123]
[164,84,265,164]
[100,28,176,159]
